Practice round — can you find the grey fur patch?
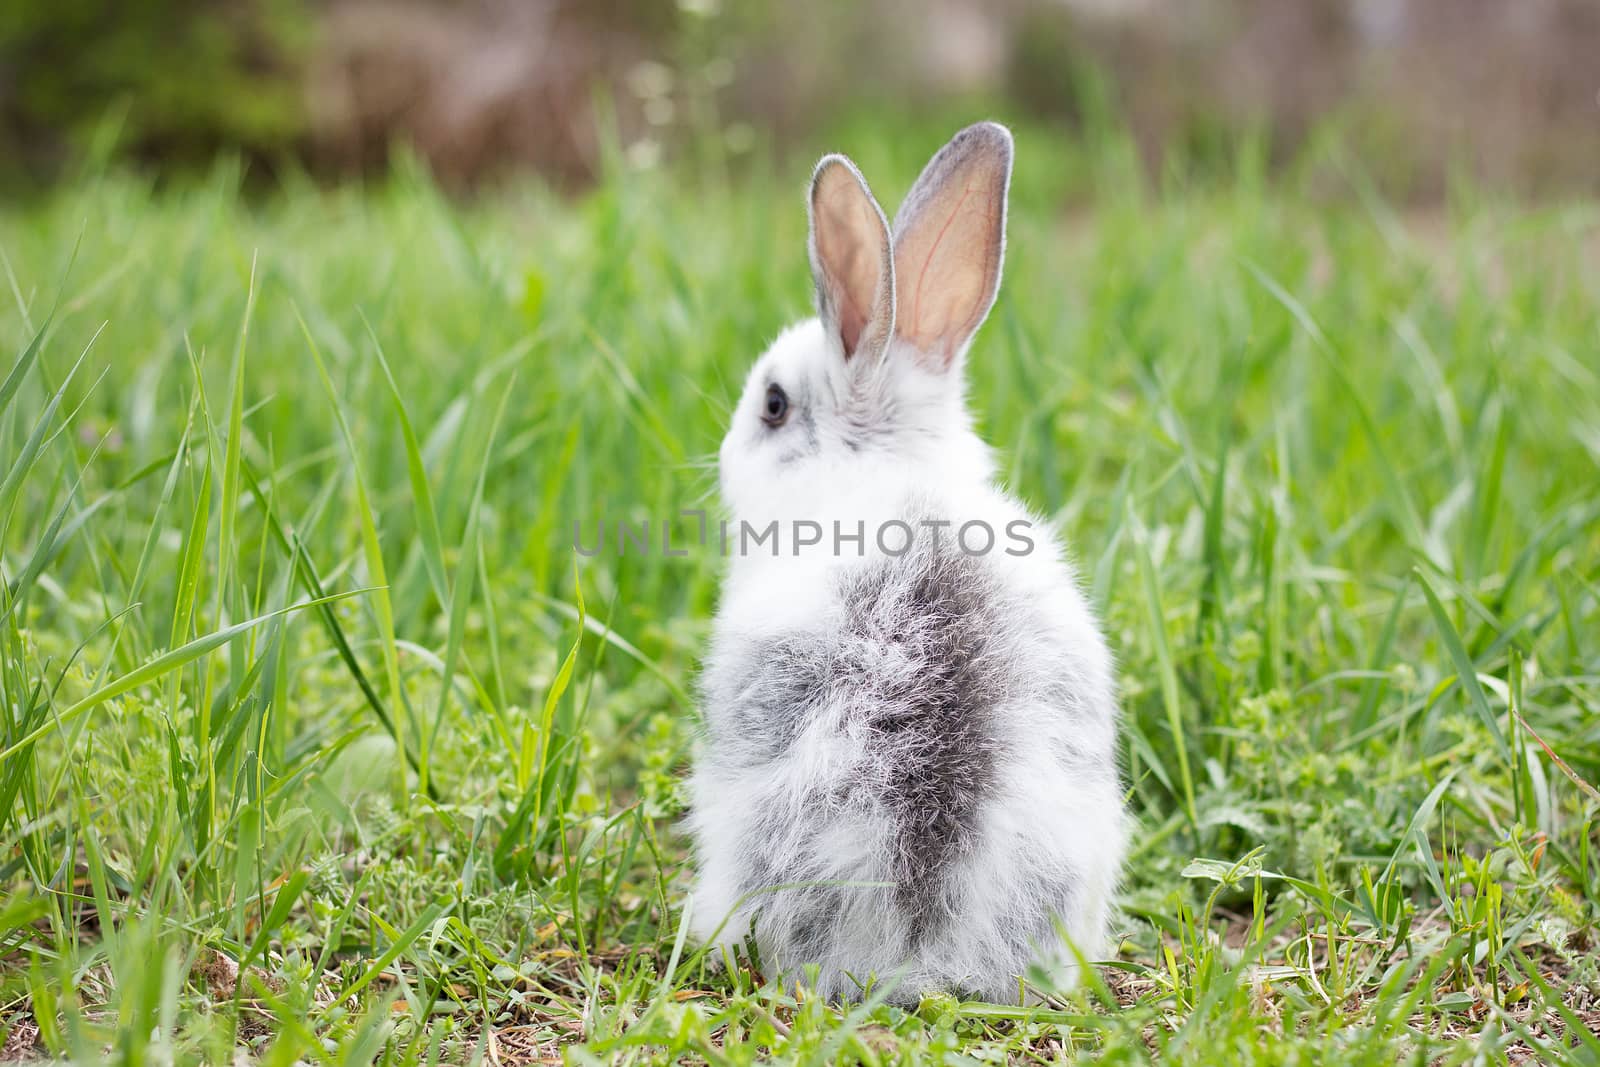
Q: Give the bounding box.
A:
[836,544,1006,944]
[795,388,819,451]
[703,529,1029,951]
[711,636,824,762]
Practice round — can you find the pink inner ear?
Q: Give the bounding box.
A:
[892,140,1007,371]
[813,166,890,359]
[836,290,866,355]
[901,182,979,360]
[832,198,886,354]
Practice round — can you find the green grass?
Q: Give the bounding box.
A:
[1,127,1598,1064]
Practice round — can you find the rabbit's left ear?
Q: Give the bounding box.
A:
[808,155,896,364]
[891,122,1013,372]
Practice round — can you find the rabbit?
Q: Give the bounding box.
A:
[685,122,1126,1006]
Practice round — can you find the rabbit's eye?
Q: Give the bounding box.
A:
[762,384,789,427]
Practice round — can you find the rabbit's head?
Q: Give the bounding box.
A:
[720,123,1013,521]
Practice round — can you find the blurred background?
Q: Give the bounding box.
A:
[3,0,1598,199]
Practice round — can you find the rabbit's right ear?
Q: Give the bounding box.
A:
[890,122,1012,372]
[808,155,895,363]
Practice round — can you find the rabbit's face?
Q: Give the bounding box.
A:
[719,124,1014,524]
[720,320,835,489]
[718,319,971,521]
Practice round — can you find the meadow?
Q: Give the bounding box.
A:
[1,123,1598,1064]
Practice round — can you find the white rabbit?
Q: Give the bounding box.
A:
[686,122,1126,1005]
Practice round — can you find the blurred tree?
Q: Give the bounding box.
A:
[0,0,309,182]
[307,0,676,188]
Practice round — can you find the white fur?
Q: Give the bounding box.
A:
[686,125,1126,1005]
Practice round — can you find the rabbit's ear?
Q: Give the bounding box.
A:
[808,155,895,363]
[891,122,1013,371]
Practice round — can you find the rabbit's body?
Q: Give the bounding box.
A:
[688,125,1125,1004]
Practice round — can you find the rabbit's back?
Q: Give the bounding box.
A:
[689,501,1123,1002]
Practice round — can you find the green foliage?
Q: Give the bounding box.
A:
[0,124,1597,1063]
[0,0,309,179]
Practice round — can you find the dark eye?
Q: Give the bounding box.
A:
[762,383,789,427]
